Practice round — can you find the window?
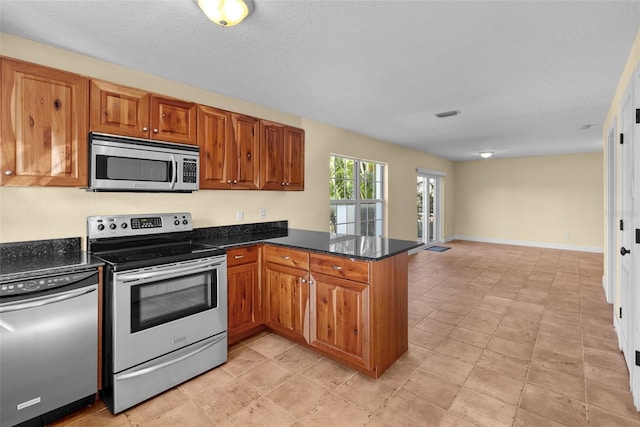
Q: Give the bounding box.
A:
[329,155,384,237]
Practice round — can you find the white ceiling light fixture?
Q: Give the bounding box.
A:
[195,0,253,27]
[479,152,493,159]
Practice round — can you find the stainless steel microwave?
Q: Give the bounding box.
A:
[88,133,199,192]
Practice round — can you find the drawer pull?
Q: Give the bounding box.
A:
[282,256,291,260]
[332,265,343,270]
[234,255,245,259]
[301,278,307,283]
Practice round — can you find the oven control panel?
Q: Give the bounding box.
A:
[87,213,193,238]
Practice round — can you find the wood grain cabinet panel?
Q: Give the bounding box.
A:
[309,272,370,368]
[90,79,196,145]
[227,246,264,344]
[197,105,260,189]
[89,79,149,138]
[1,57,88,186]
[259,120,304,191]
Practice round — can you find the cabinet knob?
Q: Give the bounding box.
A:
[281,256,290,260]
[153,129,159,133]
[309,280,315,285]
[142,127,149,131]
[227,180,232,184]
[234,255,245,259]
[233,180,238,184]
[332,265,342,270]
[285,182,290,186]
[4,170,13,176]
[281,182,286,186]
[301,278,307,284]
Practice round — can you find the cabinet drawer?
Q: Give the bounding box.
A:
[264,245,309,270]
[310,254,369,283]
[226,245,259,267]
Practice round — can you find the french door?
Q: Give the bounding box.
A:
[417,173,443,245]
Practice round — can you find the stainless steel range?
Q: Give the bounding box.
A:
[87,213,227,414]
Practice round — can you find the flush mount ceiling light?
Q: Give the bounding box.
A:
[195,0,253,27]
[479,152,493,159]
[435,110,461,118]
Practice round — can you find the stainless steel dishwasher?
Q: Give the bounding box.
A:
[0,268,99,427]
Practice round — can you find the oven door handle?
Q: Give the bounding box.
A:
[0,286,97,314]
[169,154,177,190]
[115,334,226,381]
[117,262,223,283]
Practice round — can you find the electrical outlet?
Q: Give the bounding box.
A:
[260,208,267,219]
[236,210,244,221]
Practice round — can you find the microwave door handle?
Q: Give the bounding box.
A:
[169,154,177,190]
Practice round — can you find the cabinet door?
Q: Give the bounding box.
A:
[150,95,197,145]
[310,272,370,368]
[284,126,305,191]
[232,114,260,189]
[1,58,88,186]
[228,261,262,339]
[259,120,285,190]
[197,105,232,189]
[89,79,149,138]
[264,262,309,343]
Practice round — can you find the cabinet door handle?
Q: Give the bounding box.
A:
[227,180,232,184]
[332,265,342,270]
[153,128,159,133]
[309,280,315,285]
[233,180,238,184]
[281,256,291,260]
[142,127,149,131]
[234,255,245,259]
[4,170,13,176]
[285,182,290,186]
[301,278,307,283]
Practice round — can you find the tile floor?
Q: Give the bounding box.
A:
[51,240,640,426]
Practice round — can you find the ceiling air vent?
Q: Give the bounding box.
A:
[435,110,460,118]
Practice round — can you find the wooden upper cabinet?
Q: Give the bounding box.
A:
[1,58,88,186]
[197,105,259,189]
[90,79,196,145]
[259,120,305,191]
[231,114,260,189]
[150,95,196,145]
[89,79,149,139]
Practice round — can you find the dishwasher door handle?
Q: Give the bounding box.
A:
[116,334,225,381]
[0,287,97,313]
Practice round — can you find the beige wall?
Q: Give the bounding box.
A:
[454,152,604,251]
[0,34,455,245]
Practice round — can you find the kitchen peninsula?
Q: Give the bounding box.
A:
[195,221,423,378]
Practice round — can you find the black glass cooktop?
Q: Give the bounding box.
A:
[94,243,225,271]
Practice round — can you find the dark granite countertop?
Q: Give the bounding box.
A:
[0,238,104,282]
[194,222,423,261]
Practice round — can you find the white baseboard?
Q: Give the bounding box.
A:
[614,313,624,351]
[443,235,456,243]
[452,235,603,253]
[602,275,614,304]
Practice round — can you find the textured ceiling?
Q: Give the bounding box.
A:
[1,0,639,161]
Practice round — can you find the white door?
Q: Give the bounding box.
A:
[629,66,640,407]
[417,174,443,245]
[620,75,635,386]
[606,124,617,304]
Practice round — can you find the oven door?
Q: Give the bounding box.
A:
[111,255,226,372]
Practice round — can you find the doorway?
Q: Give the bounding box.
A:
[417,171,444,246]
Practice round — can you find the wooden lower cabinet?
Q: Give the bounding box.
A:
[309,272,370,369]
[227,246,264,344]
[264,262,310,344]
[261,245,408,378]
